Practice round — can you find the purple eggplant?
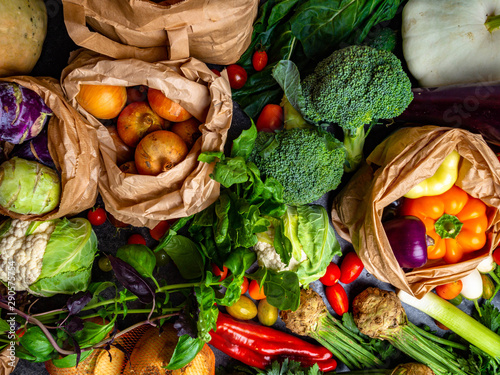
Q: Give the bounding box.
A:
[395,84,500,146]
[0,82,53,144]
[11,126,55,169]
[383,216,428,269]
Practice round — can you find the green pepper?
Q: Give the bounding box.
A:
[404,150,460,198]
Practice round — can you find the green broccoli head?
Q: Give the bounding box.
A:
[364,27,398,52]
[249,128,345,205]
[301,45,413,135]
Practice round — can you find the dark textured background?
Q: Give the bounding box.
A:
[12,0,493,374]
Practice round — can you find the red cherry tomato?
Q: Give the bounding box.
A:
[256,104,283,133]
[212,264,228,281]
[493,247,500,266]
[227,64,247,89]
[325,283,348,316]
[435,280,463,300]
[240,277,249,294]
[339,252,364,284]
[149,221,171,241]
[210,68,221,77]
[87,207,107,226]
[319,262,341,286]
[252,50,268,72]
[127,233,147,245]
[248,279,266,300]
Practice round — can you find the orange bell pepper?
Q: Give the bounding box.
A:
[401,185,488,263]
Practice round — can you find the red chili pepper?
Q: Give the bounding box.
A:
[209,330,271,369]
[215,312,332,360]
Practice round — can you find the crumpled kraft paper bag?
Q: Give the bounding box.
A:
[61,49,232,228]
[331,125,500,298]
[61,0,259,64]
[0,346,17,375]
[0,76,100,220]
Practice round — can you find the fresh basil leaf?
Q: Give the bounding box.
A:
[51,348,93,368]
[195,284,219,342]
[87,281,117,306]
[164,335,205,370]
[164,235,205,280]
[0,317,9,332]
[116,244,156,279]
[72,319,114,348]
[153,215,193,253]
[20,327,56,362]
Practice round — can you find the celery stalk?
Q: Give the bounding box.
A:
[398,290,500,359]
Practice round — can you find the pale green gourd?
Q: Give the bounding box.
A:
[402,0,500,87]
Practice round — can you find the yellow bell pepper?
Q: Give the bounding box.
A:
[404,150,460,199]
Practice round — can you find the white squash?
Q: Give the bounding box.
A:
[0,0,48,76]
[402,0,500,87]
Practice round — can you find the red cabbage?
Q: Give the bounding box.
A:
[0,82,53,144]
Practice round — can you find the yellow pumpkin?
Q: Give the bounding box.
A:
[0,0,48,76]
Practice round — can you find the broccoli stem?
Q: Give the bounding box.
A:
[343,125,366,172]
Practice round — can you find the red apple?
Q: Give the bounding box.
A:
[117,101,167,147]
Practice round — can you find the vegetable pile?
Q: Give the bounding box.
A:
[1,0,500,374]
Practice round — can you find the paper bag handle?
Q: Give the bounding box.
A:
[62,1,190,61]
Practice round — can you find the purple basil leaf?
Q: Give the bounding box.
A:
[64,330,82,368]
[67,291,92,316]
[108,255,154,304]
[65,316,85,334]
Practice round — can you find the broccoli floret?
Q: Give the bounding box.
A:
[249,128,345,205]
[301,45,413,171]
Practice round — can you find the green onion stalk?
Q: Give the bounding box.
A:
[279,288,392,370]
[352,287,494,375]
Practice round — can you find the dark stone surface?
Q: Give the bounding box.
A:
[10,1,497,374]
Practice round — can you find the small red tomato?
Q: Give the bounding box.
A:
[435,280,463,300]
[256,104,283,133]
[127,233,147,245]
[319,262,341,286]
[252,50,268,72]
[210,68,221,77]
[212,264,228,281]
[87,207,107,226]
[325,283,348,316]
[149,221,171,241]
[226,64,247,89]
[493,247,500,266]
[248,279,266,300]
[339,252,364,284]
[240,277,249,294]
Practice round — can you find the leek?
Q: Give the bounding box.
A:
[398,289,500,359]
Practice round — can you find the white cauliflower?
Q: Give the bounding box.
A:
[0,219,55,291]
[254,228,304,273]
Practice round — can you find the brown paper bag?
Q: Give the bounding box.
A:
[331,125,500,298]
[61,50,232,228]
[0,76,100,220]
[61,0,259,64]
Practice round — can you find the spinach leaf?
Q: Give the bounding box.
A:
[248,268,300,311]
[116,244,156,280]
[163,235,205,280]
